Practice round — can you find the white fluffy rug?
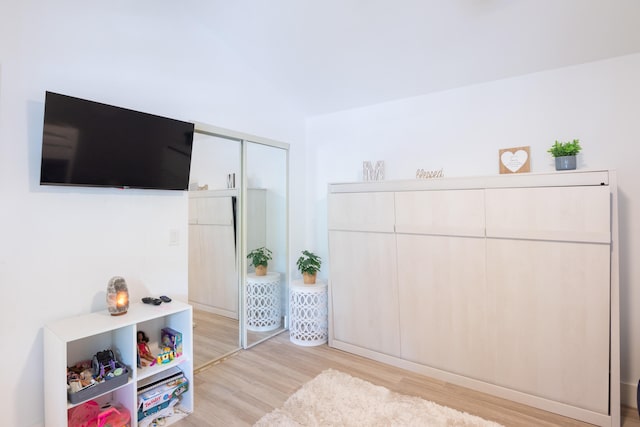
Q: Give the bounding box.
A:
[255,369,503,426]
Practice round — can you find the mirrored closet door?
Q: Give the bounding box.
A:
[189,123,289,367]
[243,140,289,348]
[188,131,242,369]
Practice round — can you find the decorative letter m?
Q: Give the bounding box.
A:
[363,161,385,181]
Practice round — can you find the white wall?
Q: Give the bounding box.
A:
[306,53,640,406]
[189,134,241,191]
[0,2,305,426]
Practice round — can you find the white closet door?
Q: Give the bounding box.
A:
[329,230,400,357]
[486,239,610,413]
[397,234,489,380]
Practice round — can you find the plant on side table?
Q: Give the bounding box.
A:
[247,247,272,276]
[296,250,322,284]
[548,139,582,170]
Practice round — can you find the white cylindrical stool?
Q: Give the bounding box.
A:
[289,280,328,346]
[246,272,281,332]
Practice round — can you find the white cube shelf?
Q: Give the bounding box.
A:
[44,301,194,427]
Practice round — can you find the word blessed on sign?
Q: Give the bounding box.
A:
[416,168,444,179]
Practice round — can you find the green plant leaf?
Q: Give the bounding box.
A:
[296,250,322,275]
[247,247,272,267]
[547,139,581,157]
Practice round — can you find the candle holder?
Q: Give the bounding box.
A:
[106,276,129,316]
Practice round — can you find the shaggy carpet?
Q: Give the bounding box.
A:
[255,369,503,426]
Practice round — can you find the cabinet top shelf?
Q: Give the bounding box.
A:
[329,170,613,193]
[45,301,191,342]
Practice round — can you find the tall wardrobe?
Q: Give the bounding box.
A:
[327,170,620,427]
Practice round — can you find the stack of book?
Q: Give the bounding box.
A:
[137,366,189,424]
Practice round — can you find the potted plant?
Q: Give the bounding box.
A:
[247,247,272,276]
[548,139,581,170]
[296,250,322,284]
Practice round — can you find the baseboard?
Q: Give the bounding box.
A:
[621,381,637,408]
[189,301,238,320]
[330,340,613,426]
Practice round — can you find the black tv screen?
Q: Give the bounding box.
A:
[40,91,194,190]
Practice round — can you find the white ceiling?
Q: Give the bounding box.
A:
[199,0,640,116]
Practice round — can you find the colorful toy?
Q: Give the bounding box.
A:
[161,327,183,358]
[68,400,131,427]
[137,331,156,366]
[92,349,117,379]
[156,347,175,365]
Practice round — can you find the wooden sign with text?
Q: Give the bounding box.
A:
[499,146,530,174]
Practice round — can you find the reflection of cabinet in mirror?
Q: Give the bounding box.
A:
[188,189,238,319]
[188,189,267,317]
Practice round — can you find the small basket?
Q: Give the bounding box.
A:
[68,364,129,404]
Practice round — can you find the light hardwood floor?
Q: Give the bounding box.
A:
[192,309,240,369]
[174,332,639,426]
[192,309,286,371]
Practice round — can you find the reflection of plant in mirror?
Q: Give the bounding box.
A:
[247,247,272,268]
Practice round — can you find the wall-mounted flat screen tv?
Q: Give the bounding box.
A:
[40,91,194,190]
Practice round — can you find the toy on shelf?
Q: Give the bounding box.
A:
[161,327,183,358]
[157,347,175,365]
[68,400,131,427]
[137,331,156,367]
[67,350,128,404]
[67,360,95,393]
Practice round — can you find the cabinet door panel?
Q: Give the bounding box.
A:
[485,186,610,243]
[188,198,198,224]
[397,234,489,380]
[196,196,234,225]
[328,192,395,232]
[329,230,400,356]
[395,190,485,237]
[189,224,238,317]
[487,238,610,413]
[188,226,206,304]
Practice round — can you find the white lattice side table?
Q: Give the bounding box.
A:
[246,272,281,332]
[289,280,328,346]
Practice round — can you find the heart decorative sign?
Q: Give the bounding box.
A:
[499,146,531,174]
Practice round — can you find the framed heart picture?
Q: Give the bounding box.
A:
[499,146,531,174]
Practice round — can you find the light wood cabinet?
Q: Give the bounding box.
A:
[484,186,611,243]
[327,191,395,233]
[328,191,400,356]
[329,230,400,356]
[394,189,485,236]
[394,188,489,380]
[327,171,619,427]
[397,234,489,380]
[486,238,610,413]
[188,225,237,317]
[483,184,612,413]
[188,188,266,319]
[188,190,238,318]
